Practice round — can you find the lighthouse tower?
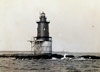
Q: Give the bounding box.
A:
[30,12,52,55]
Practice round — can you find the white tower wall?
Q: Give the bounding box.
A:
[33,40,52,55]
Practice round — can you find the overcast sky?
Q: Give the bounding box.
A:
[0,0,100,52]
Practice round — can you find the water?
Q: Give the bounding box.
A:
[0,52,100,72]
[0,58,100,72]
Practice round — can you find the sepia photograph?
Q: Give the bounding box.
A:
[0,0,100,72]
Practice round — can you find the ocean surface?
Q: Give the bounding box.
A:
[0,51,100,72]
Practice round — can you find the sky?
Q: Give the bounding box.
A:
[0,0,100,52]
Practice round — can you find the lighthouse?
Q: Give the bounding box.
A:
[30,12,52,55]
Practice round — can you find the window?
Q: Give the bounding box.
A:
[44,28,45,31]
